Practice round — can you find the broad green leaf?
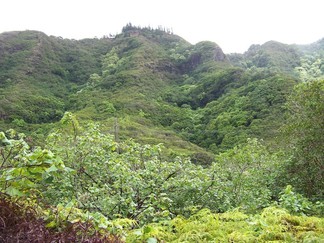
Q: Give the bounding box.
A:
[5,186,25,196]
[143,225,153,234]
[46,164,58,172]
[45,221,57,228]
[133,230,142,236]
[147,238,158,243]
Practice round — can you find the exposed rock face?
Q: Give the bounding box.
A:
[194,41,227,62]
[212,44,227,62]
[180,41,228,73]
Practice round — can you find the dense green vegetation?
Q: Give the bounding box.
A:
[0,25,323,241]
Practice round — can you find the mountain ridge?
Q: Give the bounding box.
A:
[0,27,323,159]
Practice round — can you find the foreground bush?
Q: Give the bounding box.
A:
[0,196,121,243]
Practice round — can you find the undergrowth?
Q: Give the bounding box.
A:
[127,207,324,242]
[0,196,121,243]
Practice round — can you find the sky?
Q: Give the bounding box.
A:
[0,0,323,53]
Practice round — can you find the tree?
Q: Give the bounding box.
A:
[283,80,324,200]
[46,115,224,224]
[102,48,119,76]
[0,130,67,198]
[215,138,280,212]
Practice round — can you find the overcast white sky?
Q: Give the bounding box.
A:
[0,0,323,53]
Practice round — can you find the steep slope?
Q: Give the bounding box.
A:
[228,40,301,76]
[2,27,320,158]
[0,28,217,162]
[67,27,228,161]
[0,30,112,123]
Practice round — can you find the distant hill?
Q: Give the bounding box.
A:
[228,40,301,75]
[297,37,324,54]
[0,26,322,159]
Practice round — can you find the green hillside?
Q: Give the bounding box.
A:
[0,27,301,154]
[0,26,323,241]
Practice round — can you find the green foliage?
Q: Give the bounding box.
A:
[0,197,122,242]
[102,47,120,76]
[188,68,244,107]
[296,38,324,81]
[127,207,324,242]
[283,79,324,200]
[278,185,324,216]
[11,118,26,127]
[0,129,67,197]
[0,27,303,154]
[185,72,296,153]
[296,55,324,82]
[1,121,323,241]
[231,41,301,75]
[0,30,112,124]
[215,138,280,212]
[43,200,136,235]
[2,28,324,241]
[45,116,222,224]
[0,129,136,236]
